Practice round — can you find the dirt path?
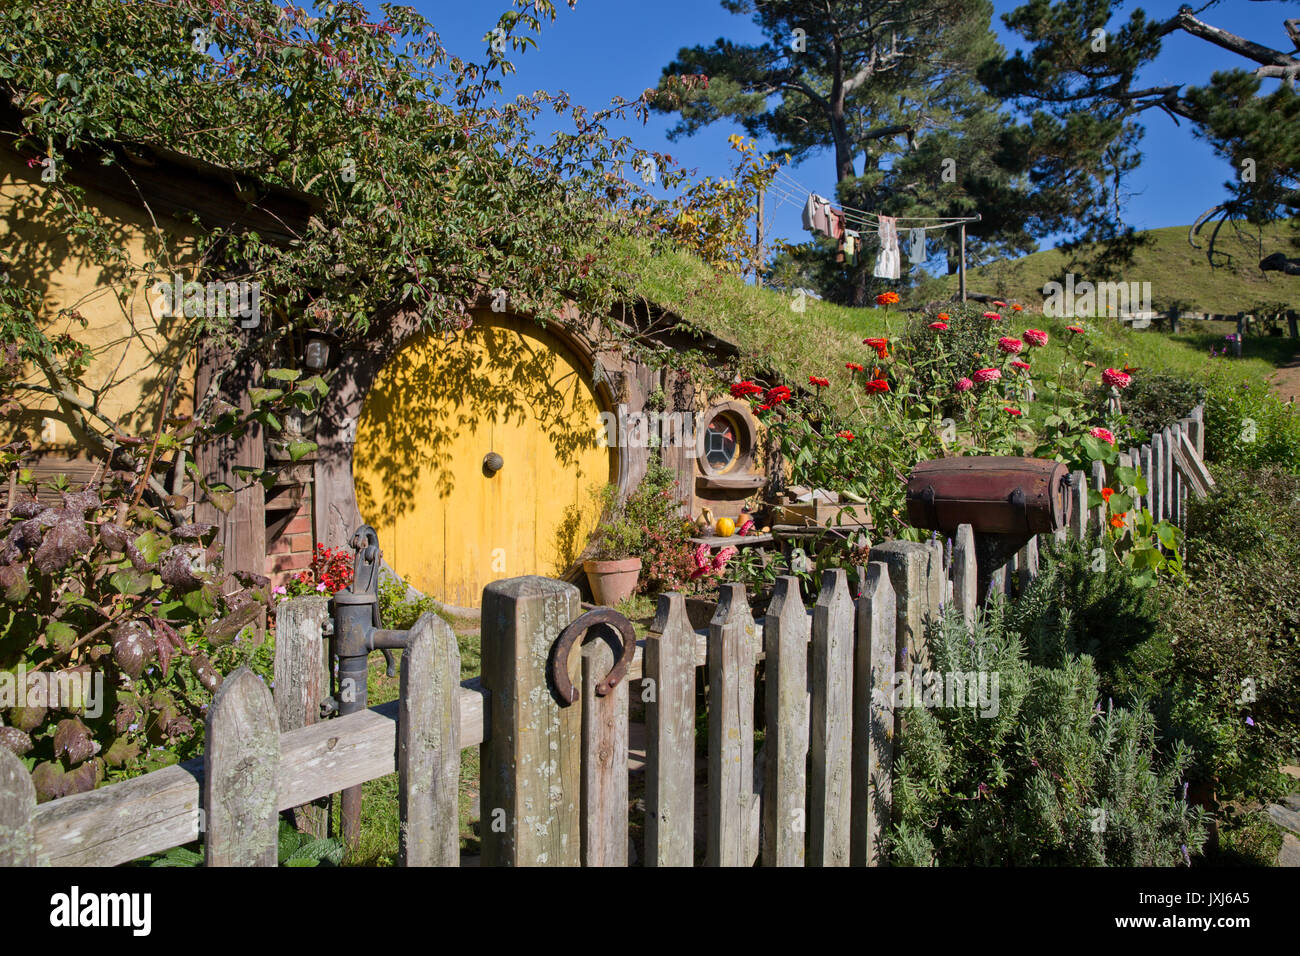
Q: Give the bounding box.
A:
[1268,350,1300,405]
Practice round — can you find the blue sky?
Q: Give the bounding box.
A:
[407,0,1297,255]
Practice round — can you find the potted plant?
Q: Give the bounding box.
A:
[583,480,646,605]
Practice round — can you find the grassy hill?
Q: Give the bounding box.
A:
[918,221,1300,315]
[612,236,1294,414]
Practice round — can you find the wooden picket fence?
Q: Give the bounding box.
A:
[0,406,1209,867]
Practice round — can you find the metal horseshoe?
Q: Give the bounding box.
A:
[549,608,637,706]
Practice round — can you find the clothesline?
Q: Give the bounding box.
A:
[771,166,979,226]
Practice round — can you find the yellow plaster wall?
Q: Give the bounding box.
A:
[0,149,198,456]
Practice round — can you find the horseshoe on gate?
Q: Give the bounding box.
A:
[548,608,637,706]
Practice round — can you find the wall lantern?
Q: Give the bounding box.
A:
[303,329,338,371]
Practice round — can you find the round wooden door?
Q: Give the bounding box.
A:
[352,312,612,607]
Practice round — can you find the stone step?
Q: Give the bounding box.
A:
[1279,833,1300,868]
[1266,802,1300,837]
[1282,793,1300,813]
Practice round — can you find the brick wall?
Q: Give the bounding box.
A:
[266,482,315,586]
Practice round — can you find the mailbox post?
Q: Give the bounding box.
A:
[904,457,1074,601]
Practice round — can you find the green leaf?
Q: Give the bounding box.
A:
[1114,465,1137,486]
[182,588,215,619]
[265,368,301,382]
[248,387,284,405]
[1155,522,1180,550]
[45,620,77,652]
[110,569,150,595]
[300,374,329,396]
[1109,493,1133,513]
[1133,476,1148,496]
[288,439,317,462]
[134,530,169,564]
[207,489,235,514]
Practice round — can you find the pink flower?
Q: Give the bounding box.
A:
[997,336,1023,355]
[954,377,974,393]
[316,582,327,592]
[273,585,287,596]
[1089,426,1116,444]
[983,311,1002,321]
[928,322,949,331]
[1101,368,1131,389]
[1023,329,1048,347]
[1066,325,1084,335]
[712,546,738,571]
[1011,360,1031,371]
[972,367,1001,384]
[692,543,711,569]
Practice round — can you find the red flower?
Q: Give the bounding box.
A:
[973,367,1001,384]
[836,430,854,441]
[1110,512,1126,529]
[1067,325,1085,334]
[1090,426,1116,444]
[1023,328,1048,347]
[875,291,900,306]
[1011,360,1031,371]
[1101,368,1131,389]
[864,337,889,359]
[1011,304,1024,312]
[765,385,792,405]
[730,381,763,398]
[928,322,949,331]
[864,378,890,394]
[846,362,864,373]
[1004,407,1022,416]
[1100,487,1114,502]
[954,377,973,393]
[993,300,1007,308]
[997,337,1023,355]
[936,312,950,321]
[983,311,1003,321]
[809,375,830,388]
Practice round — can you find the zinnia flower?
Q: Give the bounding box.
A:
[928,322,949,331]
[1011,360,1031,371]
[1090,426,1116,444]
[712,546,738,571]
[1004,407,1022,416]
[846,362,864,373]
[972,367,1001,384]
[1012,304,1024,312]
[993,300,1007,308]
[730,381,763,398]
[766,385,792,405]
[1101,368,1131,389]
[836,430,854,441]
[809,375,829,388]
[983,311,1002,321]
[1067,325,1084,334]
[954,377,974,392]
[936,312,950,321]
[875,291,900,306]
[1023,329,1048,347]
[864,378,890,394]
[997,337,1023,355]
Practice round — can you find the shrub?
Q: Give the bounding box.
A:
[1114,372,1205,440]
[1204,381,1300,473]
[890,604,1206,866]
[589,456,692,593]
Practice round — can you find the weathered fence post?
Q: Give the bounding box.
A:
[1164,425,1177,525]
[480,576,582,867]
[0,746,35,866]
[951,524,978,629]
[398,612,461,867]
[204,666,280,866]
[707,583,756,867]
[809,569,854,867]
[580,622,629,867]
[1070,469,1088,539]
[645,593,696,867]
[851,561,897,867]
[1189,404,1205,458]
[870,541,942,675]
[1018,536,1039,592]
[1151,432,1165,521]
[762,576,809,867]
[1090,459,1106,531]
[274,595,330,836]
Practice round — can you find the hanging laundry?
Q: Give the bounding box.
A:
[828,207,845,240]
[802,194,834,236]
[909,227,926,266]
[844,229,859,266]
[874,215,901,280]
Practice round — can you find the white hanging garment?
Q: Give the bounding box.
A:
[874,215,901,280]
[909,227,926,265]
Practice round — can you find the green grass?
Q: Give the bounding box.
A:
[918,222,1300,315]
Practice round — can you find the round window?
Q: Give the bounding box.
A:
[704,415,739,473]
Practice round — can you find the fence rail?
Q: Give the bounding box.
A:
[0,406,1208,867]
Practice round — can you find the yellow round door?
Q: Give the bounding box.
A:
[352,312,612,607]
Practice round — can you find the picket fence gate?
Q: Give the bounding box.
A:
[0,406,1208,867]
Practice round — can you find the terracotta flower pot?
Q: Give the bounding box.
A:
[584,557,642,606]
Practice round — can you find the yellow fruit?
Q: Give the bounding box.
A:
[716,517,736,537]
